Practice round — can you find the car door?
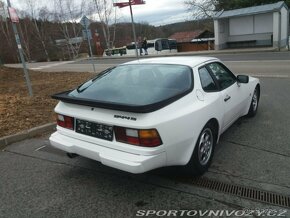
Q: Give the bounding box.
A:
[206,62,246,131]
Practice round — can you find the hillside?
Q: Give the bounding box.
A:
[0,18,213,63]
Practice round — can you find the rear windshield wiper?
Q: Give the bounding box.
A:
[76,67,115,93]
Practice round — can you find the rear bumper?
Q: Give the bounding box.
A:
[49,132,166,174]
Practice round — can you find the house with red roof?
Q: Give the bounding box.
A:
[169,30,214,52]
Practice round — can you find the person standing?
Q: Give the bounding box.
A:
[138,36,143,56]
[142,37,148,55]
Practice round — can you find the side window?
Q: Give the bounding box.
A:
[207,62,236,90]
[198,67,218,92]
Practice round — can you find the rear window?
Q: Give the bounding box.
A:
[69,64,193,106]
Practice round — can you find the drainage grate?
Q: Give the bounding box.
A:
[192,177,290,208]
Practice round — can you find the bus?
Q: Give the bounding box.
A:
[104,38,177,57]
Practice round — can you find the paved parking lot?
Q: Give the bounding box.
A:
[5,51,290,78]
[0,77,289,217]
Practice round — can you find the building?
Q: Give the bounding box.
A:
[214,1,289,50]
[169,30,214,52]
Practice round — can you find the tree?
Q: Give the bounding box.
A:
[52,0,87,59]
[24,0,50,61]
[0,0,18,63]
[218,0,290,11]
[17,13,34,62]
[185,0,290,18]
[184,0,218,19]
[91,0,119,50]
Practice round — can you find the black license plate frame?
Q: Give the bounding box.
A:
[76,119,113,141]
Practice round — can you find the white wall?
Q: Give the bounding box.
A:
[228,33,272,42]
[229,16,254,35]
[280,6,289,47]
[214,6,289,50]
[214,19,229,50]
[229,13,273,36]
[273,6,289,49]
[254,13,273,33]
[273,11,280,47]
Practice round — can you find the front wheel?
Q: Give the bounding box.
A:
[184,123,216,176]
[247,86,260,117]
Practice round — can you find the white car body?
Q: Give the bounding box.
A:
[50,57,260,174]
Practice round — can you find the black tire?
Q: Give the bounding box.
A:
[247,86,260,117]
[184,123,217,176]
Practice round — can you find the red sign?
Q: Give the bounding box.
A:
[113,2,130,8]
[113,0,145,8]
[130,0,145,4]
[8,7,19,23]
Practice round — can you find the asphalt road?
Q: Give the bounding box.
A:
[1,51,290,217]
[0,77,290,217]
[5,51,290,78]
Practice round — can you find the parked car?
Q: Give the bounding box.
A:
[50,57,260,175]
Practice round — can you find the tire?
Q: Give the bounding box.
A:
[247,86,260,117]
[184,123,217,176]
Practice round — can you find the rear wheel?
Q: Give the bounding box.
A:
[184,123,216,176]
[247,86,259,117]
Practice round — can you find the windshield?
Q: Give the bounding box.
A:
[69,64,193,106]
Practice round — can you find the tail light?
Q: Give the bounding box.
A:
[56,114,74,130]
[114,127,162,147]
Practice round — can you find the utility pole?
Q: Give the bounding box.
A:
[7,0,33,96]
[80,15,96,73]
[85,23,96,74]
[113,0,145,60]
[129,1,139,59]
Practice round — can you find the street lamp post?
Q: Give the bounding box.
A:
[7,0,33,97]
[113,0,145,60]
[129,1,139,59]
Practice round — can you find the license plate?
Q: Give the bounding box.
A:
[76,119,113,141]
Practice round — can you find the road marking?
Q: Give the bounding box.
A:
[225,60,290,63]
[34,145,46,151]
[251,74,289,78]
[30,61,74,70]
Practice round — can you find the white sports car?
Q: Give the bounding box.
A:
[50,57,260,175]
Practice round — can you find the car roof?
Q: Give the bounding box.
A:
[122,56,220,68]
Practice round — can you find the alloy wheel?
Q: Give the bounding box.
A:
[198,128,213,166]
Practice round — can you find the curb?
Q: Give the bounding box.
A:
[0,123,56,150]
[85,48,280,61]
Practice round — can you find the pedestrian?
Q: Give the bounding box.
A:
[138,36,143,56]
[142,37,148,55]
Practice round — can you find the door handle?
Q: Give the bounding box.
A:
[224,95,231,102]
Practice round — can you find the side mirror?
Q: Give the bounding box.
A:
[237,75,249,84]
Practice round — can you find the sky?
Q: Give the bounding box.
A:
[116,0,192,26]
[11,0,192,26]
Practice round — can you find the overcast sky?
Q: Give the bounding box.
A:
[11,0,192,26]
[117,0,192,26]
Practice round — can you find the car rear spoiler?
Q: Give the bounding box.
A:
[51,90,190,113]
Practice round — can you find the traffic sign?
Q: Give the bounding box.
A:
[8,7,19,23]
[80,16,90,28]
[114,0,145,8]
[131,0,145,5]
[113,2,129,8]
[82,29,92,40]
